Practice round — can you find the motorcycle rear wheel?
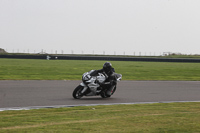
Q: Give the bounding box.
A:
[100,91,110,98]
[73,85,84,99]
[100,86,116,98]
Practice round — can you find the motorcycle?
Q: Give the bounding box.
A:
[72,70,122,99]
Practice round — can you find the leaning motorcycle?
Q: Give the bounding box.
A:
[72,70,122,99]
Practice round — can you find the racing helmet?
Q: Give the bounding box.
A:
[103,62,112,73]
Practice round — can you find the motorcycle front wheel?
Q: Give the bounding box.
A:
[72,85,84,99]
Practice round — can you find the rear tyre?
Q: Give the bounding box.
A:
[73,85,84,99]
[100,86,116,98]
[100,90,111,98]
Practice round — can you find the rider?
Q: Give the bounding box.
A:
[90,62,116,96]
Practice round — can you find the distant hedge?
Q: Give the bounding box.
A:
[0,54,200,63]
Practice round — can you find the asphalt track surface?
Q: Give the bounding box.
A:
[0,80,200,110]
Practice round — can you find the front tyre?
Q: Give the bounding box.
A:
[73,85,84,99]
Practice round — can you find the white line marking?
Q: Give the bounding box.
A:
[1,101,200,111]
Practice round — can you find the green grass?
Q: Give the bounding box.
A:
[0,102,200,132]
[0,58,200,80]
[0,58,200,132]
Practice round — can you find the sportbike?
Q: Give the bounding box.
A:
[72,70,122,99]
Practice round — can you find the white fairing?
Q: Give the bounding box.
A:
[96,73,106,83]
[80,71,106,96]
[82,70,94,81]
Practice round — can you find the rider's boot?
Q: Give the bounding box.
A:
[106,85,115,96]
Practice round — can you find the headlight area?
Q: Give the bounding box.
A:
[82,75,91,84]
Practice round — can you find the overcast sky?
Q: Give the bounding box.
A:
[1,0,200,55]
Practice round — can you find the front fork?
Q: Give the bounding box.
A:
[80,83,88,94]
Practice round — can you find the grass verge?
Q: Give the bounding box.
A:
[0,58,200,80]
[0,102,200,132]
[1,58,200,132]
